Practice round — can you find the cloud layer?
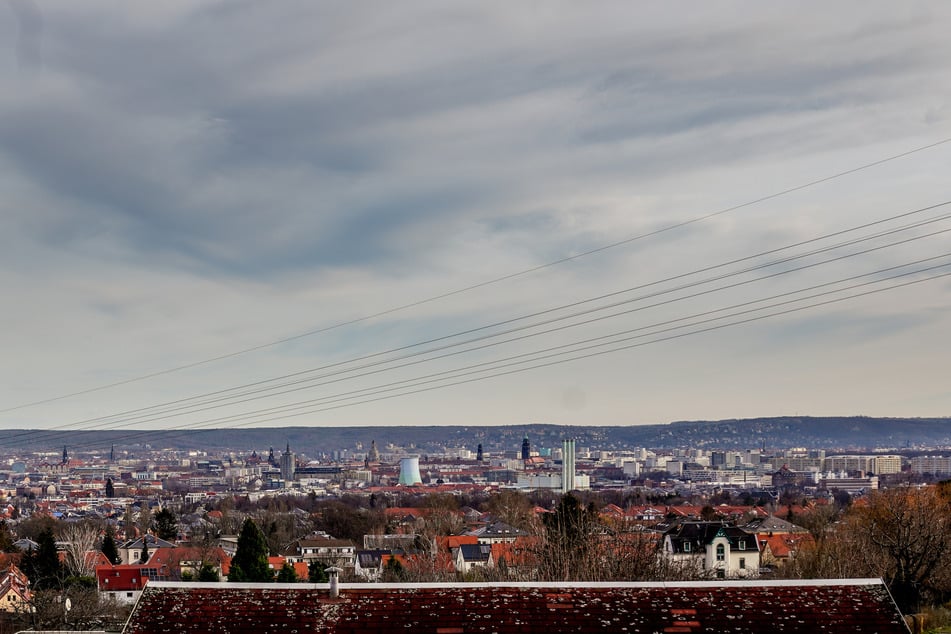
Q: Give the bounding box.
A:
[2,1,951,433]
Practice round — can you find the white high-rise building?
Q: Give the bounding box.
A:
[561,439,576,493]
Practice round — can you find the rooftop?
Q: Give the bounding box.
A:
[123,579,908,634]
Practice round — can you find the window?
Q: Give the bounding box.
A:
[716,544,725,561]
[738,540,746,550]
[683,542,691,552]
[740,558,746,570]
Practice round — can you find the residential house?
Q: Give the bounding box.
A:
[96,563,172,604]
[453,543,493,574]
[468,521,528,544]
[147,545,231,580]
[118,535,177,565]
[282,536,356,569]
[663,521,760,578]
[0,565,30,613]
[759,533,815,568]
[354,549,389,581]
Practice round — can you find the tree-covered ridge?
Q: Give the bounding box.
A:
[4,416,951,452]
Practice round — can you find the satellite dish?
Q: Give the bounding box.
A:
[64,598,72,612]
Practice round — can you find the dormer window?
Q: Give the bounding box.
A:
[716,544,725,561]
[683,542,691,552]
[738,540,746,550]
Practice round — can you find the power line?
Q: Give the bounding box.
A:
[52,260,951,452]
[113,253,951,424]
[5,136,951,415]
[16,201,951,442]
[11,201,951,444]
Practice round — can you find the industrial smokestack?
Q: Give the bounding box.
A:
[562,439,576,493]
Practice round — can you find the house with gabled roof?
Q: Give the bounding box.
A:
[118,535,177,565]
[147,545,231,580]
[759,532,815,568]
[96,563,172,604]
[742,514,809,535]
[121,578,912,633]
[0,565,30,614]
[468,520,528,544]
[663,521,760,578]
[354,549,393,581]
[453,543,493,574]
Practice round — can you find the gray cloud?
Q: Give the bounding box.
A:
[2,2,951,427]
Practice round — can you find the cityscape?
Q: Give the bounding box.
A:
[3,1,951,633]
[2,423,951,631]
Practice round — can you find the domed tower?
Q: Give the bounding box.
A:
[368,440,380,463]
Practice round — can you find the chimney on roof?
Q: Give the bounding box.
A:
[326,566,342,598]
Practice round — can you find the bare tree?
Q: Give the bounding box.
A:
[137,503,153,539]
[485,490,536,531]
[58,520,100,579]
[852,487,951,612]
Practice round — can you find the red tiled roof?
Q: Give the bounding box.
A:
[123,580,908,634]
[760,533,816,559]
[96,565,158,591]
[440,535,478,549]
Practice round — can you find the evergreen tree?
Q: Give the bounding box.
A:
[153,508,179,541]
[382,556,408,582]
[0,520,15,552]
[101,525,120,565]
[139,535,151,563]
[308,560,328,583]
[25,527,62,590]
[197,563,220,582]
[228,519,271,582]
[276,562,298,583]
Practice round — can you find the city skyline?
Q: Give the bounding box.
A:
[3,3,951,431]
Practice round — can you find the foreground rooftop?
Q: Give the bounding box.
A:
[124,578,909,633]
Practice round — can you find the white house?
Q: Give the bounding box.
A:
[663,521,760,578]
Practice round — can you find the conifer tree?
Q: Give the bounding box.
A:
[276,562,298,583]
[25,527,62,590]
[139,535,150,563]
[197,563,220,582]
[153,508,179,541]
[228,518,271,582]
[308,560,328,583]
[101,525,120,565]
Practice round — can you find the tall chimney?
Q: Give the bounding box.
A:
[326,566,342,598]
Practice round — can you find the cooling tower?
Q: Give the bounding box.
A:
[398,456,422,485]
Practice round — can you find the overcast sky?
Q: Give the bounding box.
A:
[2,1,951,435]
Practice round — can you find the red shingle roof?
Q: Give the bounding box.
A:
[123,579,908,634]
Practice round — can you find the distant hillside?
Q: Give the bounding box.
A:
[3,416,951,455]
